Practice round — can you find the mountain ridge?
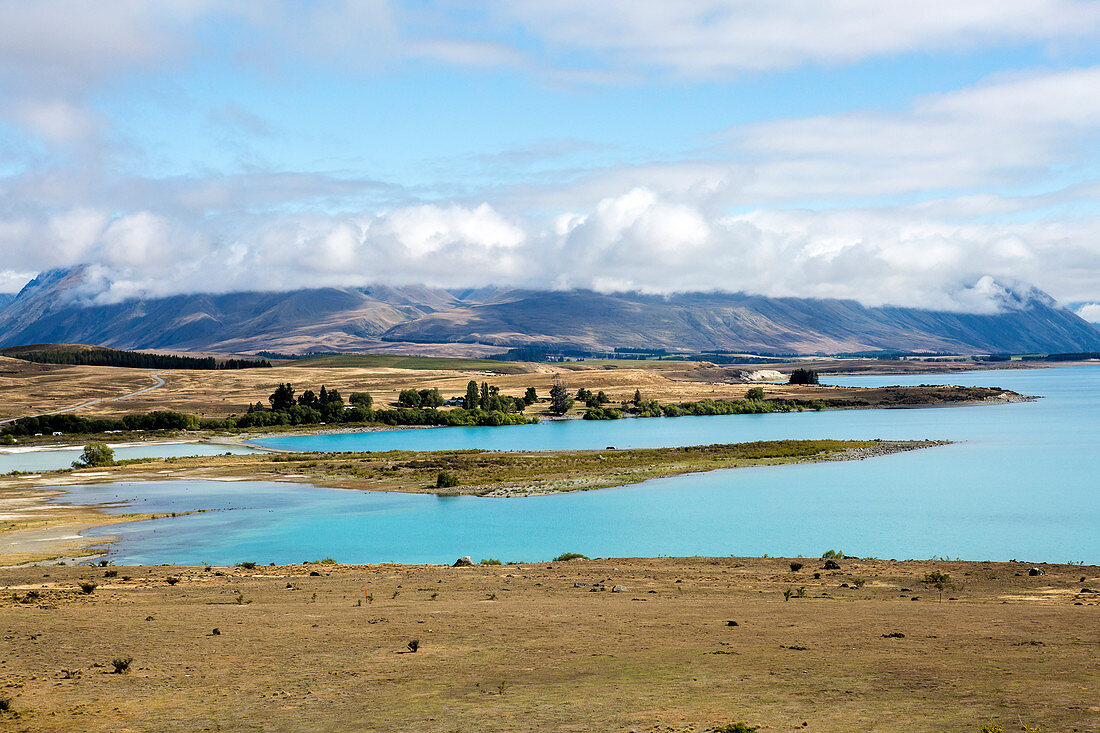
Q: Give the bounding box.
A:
[1,267,1098,355]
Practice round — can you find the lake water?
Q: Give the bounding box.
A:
[0,443,264,474]
[55,366,1100,565]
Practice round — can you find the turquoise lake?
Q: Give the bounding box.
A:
[58,365,1100,565]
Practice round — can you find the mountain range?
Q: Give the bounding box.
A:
[0,266,1097,355]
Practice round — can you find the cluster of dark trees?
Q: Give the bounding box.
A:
[236,383,350,426]
[398,388,445,408]
[788,368,820,385]
[234,382,535,429]
[3,410,206,437]
[4,347,270,370]
[463,381,531,413]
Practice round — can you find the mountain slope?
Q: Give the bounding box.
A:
[379,289,1100,354]
[0,268,460,353]
[1,267,1098,355]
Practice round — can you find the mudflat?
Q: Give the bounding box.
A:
[0,557,1096,731]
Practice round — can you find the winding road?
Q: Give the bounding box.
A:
[0,373,166,425]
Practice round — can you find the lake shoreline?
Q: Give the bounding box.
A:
[0,439,943,565]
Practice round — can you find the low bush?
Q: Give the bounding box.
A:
[110,657,133,674]
[436,470,460,488]
[407,639,419,653]
[789,561,803,572]
[480,558,502,565]
[79,582,97,595]
[552,552,588,562]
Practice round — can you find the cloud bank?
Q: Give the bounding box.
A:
[1,2,1098,317]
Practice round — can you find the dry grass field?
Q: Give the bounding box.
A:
[0,353,1026,423]
[0,557,1096,732]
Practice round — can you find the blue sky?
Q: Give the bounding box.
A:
[2,1,1100,318]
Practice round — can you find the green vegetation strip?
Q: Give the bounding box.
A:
[19,439,944,497]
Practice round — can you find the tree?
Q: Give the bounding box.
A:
[596,390,609,404]
[633,389,642,405]
[298,389,319,409]
[349,392,373,409]
[788,368,820,385]
[523,387,538,405]
[746,387,765,401]
[465,381,480,410]
[269,383,296,411]
[73,442,115,468]
[418,388,444,408]
[548,377,574,416]
[398,389,422,408]
[480,382,489,409]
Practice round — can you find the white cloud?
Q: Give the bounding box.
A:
[1076,304,1100,323]
[499,0,1100,76]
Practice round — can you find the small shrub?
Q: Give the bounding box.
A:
[436,471,460,488]
[552,552,588,562]
[480,558,502,565]
[0,697,10,712]
[923,570,950,584]
[79,582,97,595]
[745,387,765,401]
[407,639,419,653]
[110,656,133,674]
[822,549,843,559]
[236,561,257,569]
[103,570,117,578]
[979,723,1004,733]
[392,589,401,599]
[712,723,759,733]
[789,561,803,572]
[318,557,337,565]
[850,577,867,588]
[166,576,180,586]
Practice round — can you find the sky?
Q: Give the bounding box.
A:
[2,1,1100,319]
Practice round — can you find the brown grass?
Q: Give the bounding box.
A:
[0,557,1095,731]
[0,355,1021,422]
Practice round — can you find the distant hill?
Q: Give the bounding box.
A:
[1,266,1098,355]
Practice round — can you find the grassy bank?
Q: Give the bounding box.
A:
[2,439,942,498]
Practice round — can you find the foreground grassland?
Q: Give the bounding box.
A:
[0,557,1096,732]
[0,440,936,564]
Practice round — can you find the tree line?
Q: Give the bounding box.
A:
[3,347,270,370]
